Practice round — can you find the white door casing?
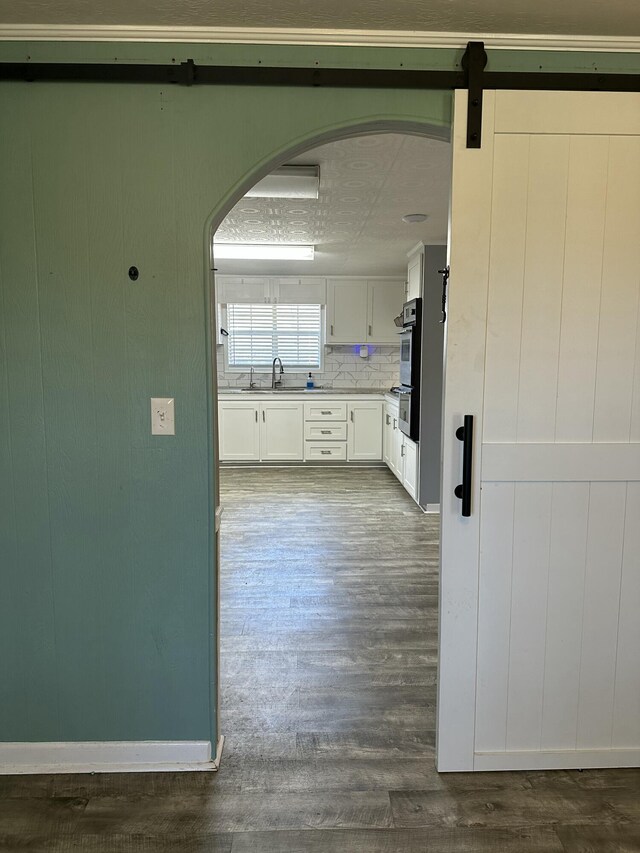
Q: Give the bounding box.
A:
[438,90,640,772]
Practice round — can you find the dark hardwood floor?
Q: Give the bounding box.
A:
[2,466,640,851]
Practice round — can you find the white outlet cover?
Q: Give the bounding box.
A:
[151,398,175,435]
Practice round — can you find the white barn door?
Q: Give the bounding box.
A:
[437,90,640,772]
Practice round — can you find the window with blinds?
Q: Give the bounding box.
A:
[226,303,322,369]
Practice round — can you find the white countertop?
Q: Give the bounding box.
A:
[218,387,390,400]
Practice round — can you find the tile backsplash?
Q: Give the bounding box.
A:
[217,345,400,390]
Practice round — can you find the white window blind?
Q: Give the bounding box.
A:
[226,303,322,368]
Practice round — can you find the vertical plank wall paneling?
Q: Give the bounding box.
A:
[0,74,451,743]
[577,483,626,749]
[613,482,640,747]
[476,132,640,757]
[0,99,60,739]
[593,138,640,442]
[31,89,102,740]
[83,91,136,738]
[541,483,589,750]
[475,132,529,753]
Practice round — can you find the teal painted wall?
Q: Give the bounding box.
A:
[0,40,637,743]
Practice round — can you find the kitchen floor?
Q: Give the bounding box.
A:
[2,467,639,851]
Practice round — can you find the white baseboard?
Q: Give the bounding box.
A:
[0,738,224,774]
[474,747,640,772]
[424,502,440,514]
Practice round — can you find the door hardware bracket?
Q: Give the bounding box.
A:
[461,41,488,149]
[438,265,450,323]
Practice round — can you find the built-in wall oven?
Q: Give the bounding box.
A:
[398,298,422,441]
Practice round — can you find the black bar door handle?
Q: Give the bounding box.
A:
[454,415,474,517]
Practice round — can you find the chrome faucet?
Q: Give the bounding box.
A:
[271,357,284,389]
[249,366,256,389]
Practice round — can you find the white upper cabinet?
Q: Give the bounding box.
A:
[407,250,423,302]
[217,276,326,305]
[326,278,368,342]
[327,278,404,343]
[367,280,404,343]
[217,276,269,304]
[274,277,326,305]
[218,275,402,339]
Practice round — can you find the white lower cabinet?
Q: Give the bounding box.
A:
[218,401,303,461]
[383,407,393,467]
[305,442,348,461]
[305,422,347,441]
[401,436,418,500]
[383,396,419,504]
[347,402,383,461]
[219,395,384,465]
[384,403,402,480]
[391,416,404,480]
[304,399,348,460]
[218,402,261,461]
[260,403,304,461]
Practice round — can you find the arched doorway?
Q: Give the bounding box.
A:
[205,119,451,763]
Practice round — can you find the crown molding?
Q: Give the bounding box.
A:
[0,24,639,52]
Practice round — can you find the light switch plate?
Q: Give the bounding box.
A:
[151,397,175,435]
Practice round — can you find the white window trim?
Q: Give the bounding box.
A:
[221,304,326,373]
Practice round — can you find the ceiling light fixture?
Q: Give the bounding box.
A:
[402,213,429,223]
[246,165,320,199]
[214,244,315,261]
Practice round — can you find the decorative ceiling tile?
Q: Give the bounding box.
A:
[215,131,451,276]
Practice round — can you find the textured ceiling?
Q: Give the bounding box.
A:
[215,132,451,277]
[1,0,639,35]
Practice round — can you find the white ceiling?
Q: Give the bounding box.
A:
[214,133,451,277]
[1,0,639,37]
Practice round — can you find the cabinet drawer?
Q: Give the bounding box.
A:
[304,422,347,441]
[304,402,347,421]
[305,441,347,461]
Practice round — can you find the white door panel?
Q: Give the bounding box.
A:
[439,90,640,772]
